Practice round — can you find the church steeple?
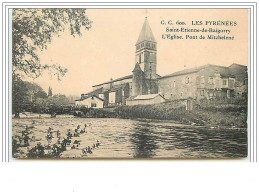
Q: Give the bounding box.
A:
[136,17,156,45]
[132,17,158,96]
[135,17,157,79]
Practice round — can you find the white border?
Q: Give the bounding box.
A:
[0,1,258,195]
[2,1,257,163]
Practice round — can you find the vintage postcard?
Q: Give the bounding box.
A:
[12,8,248,159]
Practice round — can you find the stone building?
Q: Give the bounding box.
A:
[158,64,247,103]
[77,17,248,108]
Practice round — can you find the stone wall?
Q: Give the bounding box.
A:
[132,70,148,96]
[158,72,198,100]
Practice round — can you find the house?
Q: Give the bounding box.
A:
[126,94,165,106]
[158,64,248,102]
[75,95,104,108]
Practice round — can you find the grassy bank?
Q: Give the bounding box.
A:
[75,101,247,128]
[114,102,247,128]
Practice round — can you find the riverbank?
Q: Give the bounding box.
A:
[75,101,247,128]
[114,102,247,128]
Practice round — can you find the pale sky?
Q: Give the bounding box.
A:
[24,9,248,96]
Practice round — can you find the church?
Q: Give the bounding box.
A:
[75,17,248,109]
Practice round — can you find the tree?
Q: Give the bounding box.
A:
[35,90,48,99]
[12,9,91,116]
[12,79,49,116]
[12,8,92,79]
[48,94,70,106]
[24,81,48,100]
[48,86,53,97]
[12,75,30,118]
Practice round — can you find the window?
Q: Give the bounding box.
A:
[139,54,141,63]
[208,77,214,84]
[227,90,230,99]
[200,76,205,84]
[91,103,97,107]
[185,77,190,84]
[144,53,149,62]
[141,43,144,48]
[223,80,227,85]
[200,90,204,96]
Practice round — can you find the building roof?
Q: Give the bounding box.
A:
[75,95,104,102]
[133,93,165,100]
[136,17,156,45]
[228,63,248,79]
[132,63,143,72]
[83,87,103,96]
[92,75,133,87]
[159,64,231,79]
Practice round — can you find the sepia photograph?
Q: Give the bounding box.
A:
[11,8,248,159]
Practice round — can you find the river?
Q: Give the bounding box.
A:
[12,114,247,159]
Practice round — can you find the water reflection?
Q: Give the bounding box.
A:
[130,123,158,158]
[129,121,247,158]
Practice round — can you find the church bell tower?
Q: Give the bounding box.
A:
[135,17,157,80]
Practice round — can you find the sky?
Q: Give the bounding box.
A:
[24,9,248,96]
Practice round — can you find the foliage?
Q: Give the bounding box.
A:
[114,101,247,128]
[75,107,118,118]
[24,81,48,99]
[21,126,32,146]
[49,94,70,106]
[13,8,92,79]
[12,138,20,156]
[12,76,73,114]
[12,75,30,116]
[27,143,45,158]
[13,124,100,158]
[12,78,48,115]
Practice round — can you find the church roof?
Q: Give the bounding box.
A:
[132,63,143,72]
[136,17,156,45]
[84,87,103,96]
[92,75,132,87]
